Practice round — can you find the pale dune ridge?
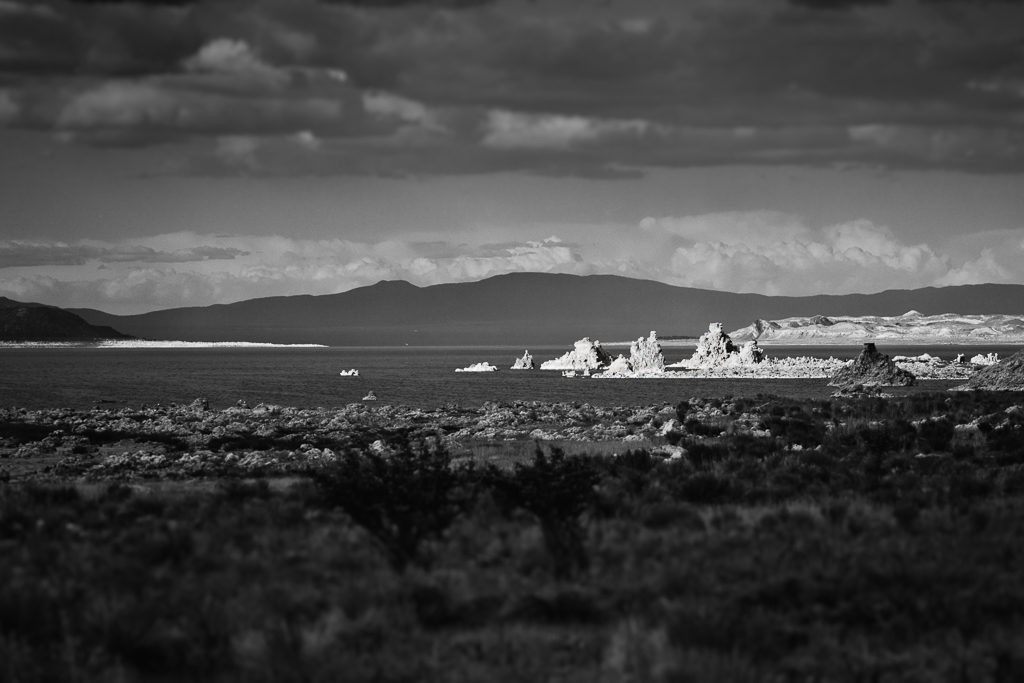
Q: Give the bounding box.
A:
[729,311,1024,345]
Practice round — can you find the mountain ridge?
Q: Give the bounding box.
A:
[1,296,132,342]
[69,273,1024,346]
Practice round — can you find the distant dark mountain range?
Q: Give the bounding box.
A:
[69,273,1024,346]
[0,297,131,342]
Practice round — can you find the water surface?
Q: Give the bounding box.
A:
[2,344,1014,410]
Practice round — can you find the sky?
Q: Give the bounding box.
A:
[1,0,1023,314]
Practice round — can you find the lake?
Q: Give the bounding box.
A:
[1,344,1018,410]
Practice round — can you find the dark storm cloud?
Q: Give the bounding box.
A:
[0,0,1022,175]
[0,1,203,77]
[0,241,248,268]
[788,0,890,9]
[318,0,495,7]
[66,0,197,5]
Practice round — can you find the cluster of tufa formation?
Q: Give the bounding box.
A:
[510,350,534,370]
[957,350,1024,390]
[688,323,764,367]
[540,337,612,371]
[602,331,666,376]
[828,343,916,389]
[629,331,665,373]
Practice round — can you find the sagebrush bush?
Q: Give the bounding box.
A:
[312,435,477,571]
[488,446,599,579]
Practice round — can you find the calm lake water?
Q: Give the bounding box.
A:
[1,344,1018,410]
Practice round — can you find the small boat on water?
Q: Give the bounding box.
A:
[338,369,359,376]
[362,390,378,401]
[563,370,578,378]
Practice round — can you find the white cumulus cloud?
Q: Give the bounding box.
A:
[3,220,1022,314]
[641,212,984,295]
[482,110,650,150]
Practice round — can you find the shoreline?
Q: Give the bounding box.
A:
[5,386,1020,482]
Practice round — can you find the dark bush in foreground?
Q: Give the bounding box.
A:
[489,446,600,579]
[311,436,475,571]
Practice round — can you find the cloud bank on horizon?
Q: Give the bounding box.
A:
[0,0,1023,312]
[2,213,1022,313]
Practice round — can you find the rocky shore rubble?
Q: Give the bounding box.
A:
[5,392,1024,481]
[0,396,780,477]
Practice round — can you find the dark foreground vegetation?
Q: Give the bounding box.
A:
[2,391,1024,682]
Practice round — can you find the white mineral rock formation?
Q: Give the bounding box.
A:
[455,362,499,373]
[736,340,765,365]
[596,332,667,377]
[511,350,535,370]
[674,323,765,369]
[540,337,612,371]
[338,369,359,376]
[629,331,665,373]
[971,353,999,365]
[603,355,632,375]
[691,323,736,366]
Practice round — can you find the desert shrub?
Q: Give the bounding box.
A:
[100,482,132,503]
[684,418,721,437]
[592,450,660,518]
[640,500,705,531]
[488,446,599,579]
[20,482,80,506]
[312,435,476,571]
[760,412,826,447]
[673,472,736,504]
[949,473,995,505]
[986,424,1024,456]
[841,421,915,456]
[79,427,190,451]
[664,429,685,446]
[505,587,607,624]
[612,448,659,474]
[684,442,729,468]
[916,417,955,452]
[999,467,1024,496]
[216,477,272,502]
[727,433,778,460]
[0,420,55,444]
[207,432,296,452]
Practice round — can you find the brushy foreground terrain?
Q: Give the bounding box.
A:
[3,392,1024,682]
